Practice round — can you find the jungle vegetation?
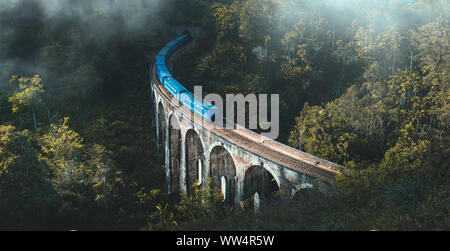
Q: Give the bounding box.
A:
[0,0,448,230]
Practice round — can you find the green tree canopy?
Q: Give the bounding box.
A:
[0,125,59,229]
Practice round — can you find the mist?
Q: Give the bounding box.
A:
[0,0,448,231]
[0,0,176,91]
[0,0,170,27]
[276,0,446,31]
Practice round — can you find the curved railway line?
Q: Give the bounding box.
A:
[150,32,338,186]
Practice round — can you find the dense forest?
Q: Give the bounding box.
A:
[0,0,448,230]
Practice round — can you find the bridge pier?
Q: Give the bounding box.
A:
[155,95,335,211]
[150,32,337,213]
[235,162,246,210]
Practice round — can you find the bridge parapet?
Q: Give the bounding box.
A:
[151,31,339,210]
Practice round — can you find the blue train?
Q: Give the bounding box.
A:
[155,32,216,121]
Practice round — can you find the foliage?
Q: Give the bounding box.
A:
[0,0,448,231]
[39,117,114,228]
[146,183,234,230]
[0,125,59,229]
[8,75,45,131]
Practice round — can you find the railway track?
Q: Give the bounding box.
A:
[153,66,336,183]
[214,128,336,182]
[151,34,338,184]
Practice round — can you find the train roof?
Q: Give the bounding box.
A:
[156,64,172,79]
[156,56,165,65]
[158,47,170,57]
[180,92,216,110]
[164,77,188,93]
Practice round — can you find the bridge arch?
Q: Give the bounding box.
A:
[209,145,237,205]
[185,129,206,196]
[168,114,182,196]
[292,187,317,200]
[243,165,280,211]
[157,102,167,161]
[151,33,339,212]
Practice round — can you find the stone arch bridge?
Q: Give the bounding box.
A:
[150,32,339,209]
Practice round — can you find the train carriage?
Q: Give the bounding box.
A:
[156,64,172,84]
[156,32,217,121]
[156,55,166,65]
[164,77,187,99]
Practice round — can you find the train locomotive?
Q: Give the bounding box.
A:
[155,32,216,121]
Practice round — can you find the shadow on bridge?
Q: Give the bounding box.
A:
[169,114,181,200]
[185,129,205,197]
[243,165,279,213]
[210,146,237,206]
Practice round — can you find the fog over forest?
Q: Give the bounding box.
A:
[0,0,448,231]
[0,0,174,89]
